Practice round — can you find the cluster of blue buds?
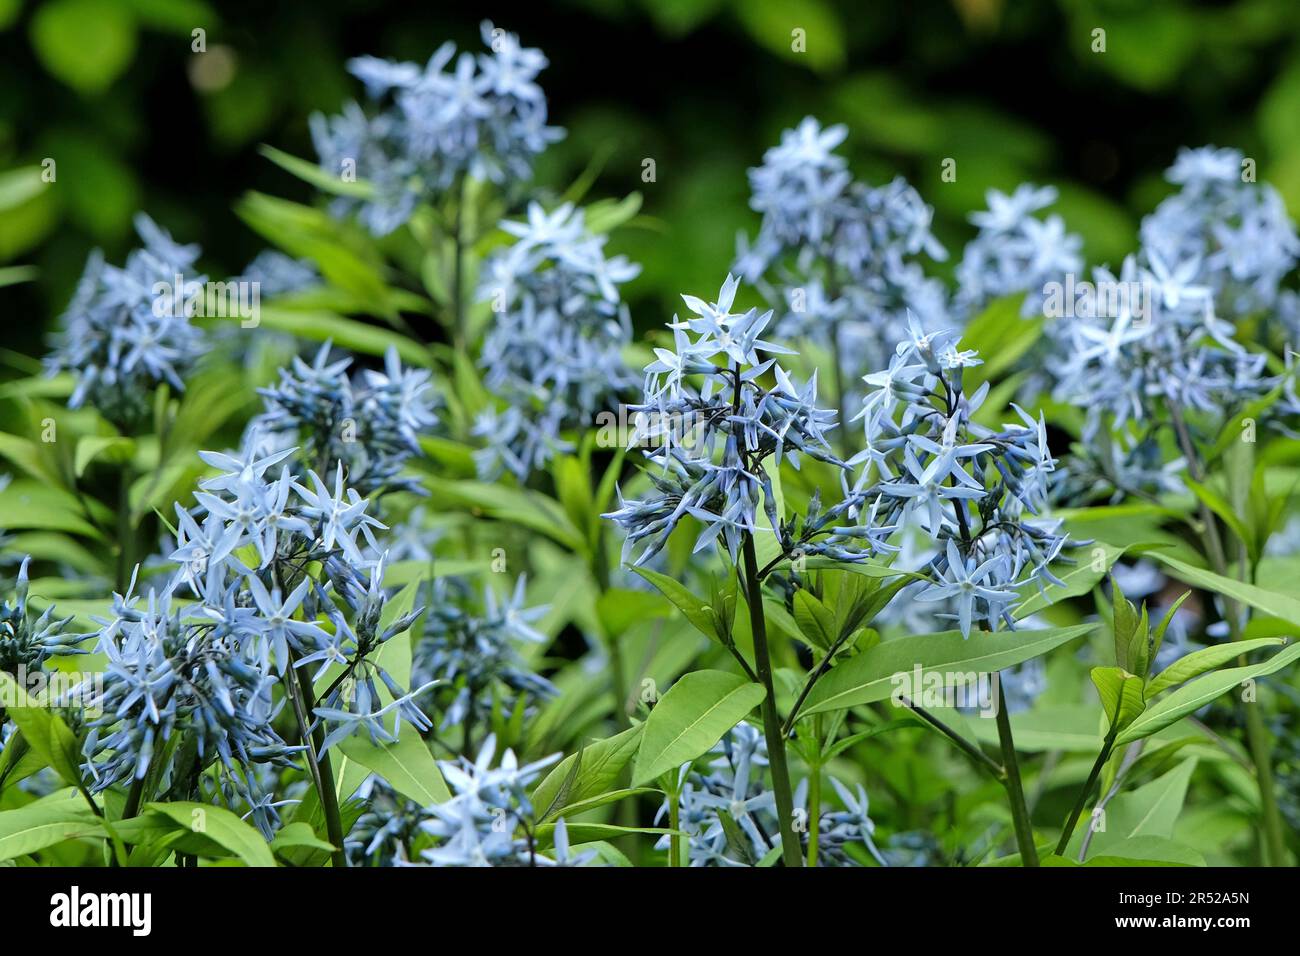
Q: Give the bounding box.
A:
[45,214,207,428]
[1051,147,1299,497]
[236,250,320,298]
[955,184,1083,318]
[657,722,886,867]
[410,575,556,732]
[81,582,302,821]
[0,557,87,680]
[252,342,437,497]
[82,437,435,828]
[604,274,869,567]
[352,737,595,867]
[735,117,948,381]
[851,317,1073,637]
[475,202,640,480]
[1142,146,1299,322]
[311,22,563,236]
[415,736,563,866]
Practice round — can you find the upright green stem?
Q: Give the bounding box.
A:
[1056,729,1116,856]
[115,470,134,594]
[594,541,630,728]
[741,532,802,867]
[121,774,148,822]
[831,322,852,463]
[450,176,467,353]
[1168,402,1286,866]
[994,680,1038,866]
[806,765,821,867]
[667,787,681,868]
[286,657,347,868]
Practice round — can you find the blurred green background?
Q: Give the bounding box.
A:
[4,0,1300,356]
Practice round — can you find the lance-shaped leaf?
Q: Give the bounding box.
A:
[1090,666,1146,733]
[632,670,765,786]
[1145,637,1288,699]
[1149,552,1300,629]
[1116,642,1300,746]
[800,624,1095,716]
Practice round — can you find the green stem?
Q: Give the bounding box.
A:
[115,470,134,594]
[121,773,148,822]
[831,321,851,463]
[741,531,802,867]
[904,698,1006,781]
[1056,730,1116,856]
[286,657,347,868]
[994,680,1038,866]
[594,541,630,729]
[1242,703,1286,865]
[1168,402,1286,866]
[806,764,821,867]
[668,787,681,868]
[450,176,467,353]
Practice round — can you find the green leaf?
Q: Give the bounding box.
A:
[596,587,668,640]
[1145,637,1287,699]
[632,670,766,786]
[269,821,337,857]
[960,294,1042,389]
[0,167,48,211]
[533,724,644,822]
[801,624,1095,716]
[1148,590,1192,665]
[629,565,723,643]
[792,588,837,651]
[1014,541,1133,619]
[1082,837,1205,867]
[1090,666,1146,733]
[552,453,594,536]
[338,733,451,807]
[0,479,105,540]
[1148,551,1300,629]
[259,145,375,198]
[1186,478,1255,560]
[74,435,135,478]
[0,265,39,288]
[583,193,642,233]
[30,0,137,93]
[0,679,83,788]
[1116,642,1300,745]
[1109,575,1149,678]
[1077,759,1199,860]
[244,307,429,367]
[0,803,103,861]
[145,802,276,867]
[425,476,585,552]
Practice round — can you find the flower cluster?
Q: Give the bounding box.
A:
[604,274,866,566]
[251,342,437,497]
[955,184,1083,318]
[658,722,886,867]
[311,22,563,235]
[1050,149,1300,498]
[735,117,948,380]
[1142,145,1299,322]
[81,581,302,835]
[45,214,207,427]
[236,250,320,298]
[850,317,1073,636]
[82,438,434,829]
[0,557,86,681]
[350,736,590,867]
[410,575,556,732]
[474,202,639,479]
